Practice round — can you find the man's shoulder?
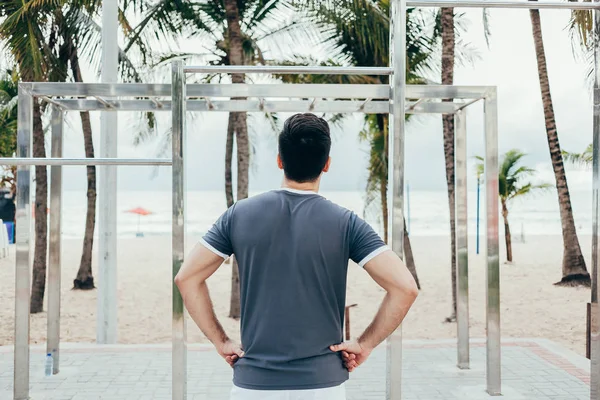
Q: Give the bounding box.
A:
[233,191,354,217]
[234,191,281,206]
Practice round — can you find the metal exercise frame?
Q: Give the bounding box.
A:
[11,79,498,400]
[172,7,500,398]
[12,83,178,400]
[9,1,600,400]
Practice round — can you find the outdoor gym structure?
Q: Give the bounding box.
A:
[7,0,600,399]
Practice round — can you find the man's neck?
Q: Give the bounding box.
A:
[281,179,320,193]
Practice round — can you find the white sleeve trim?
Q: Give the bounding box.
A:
[199,238,229,260]
[358,245,390,268]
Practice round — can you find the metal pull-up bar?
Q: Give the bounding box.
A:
[184,66,394,75]
[407,0,600,9]
[1,158,172,166]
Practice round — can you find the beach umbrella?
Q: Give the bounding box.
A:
[126,207,153,237]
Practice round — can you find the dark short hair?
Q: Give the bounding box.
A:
[278,113,332,183]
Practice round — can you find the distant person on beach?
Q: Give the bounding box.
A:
[175,113,419,400]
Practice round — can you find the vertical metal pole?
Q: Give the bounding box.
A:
[484,89,501,396]
[407,182,411,235]
[47,106,63,374]
[387,0,406,399]
[97,0,119,344]
[172,61,187,400]
[455,109,469,369]
[590,1,600,397]
[476,176,480,255]
[14,86,33,400]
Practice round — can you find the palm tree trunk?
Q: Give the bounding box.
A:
[529,7,590,286]
[377,114,419,287]
[380,115,389,244]
[30,101,48,313]
[378,116,419,288]
[441,7,457,320]
[404,221,421,290]
[70,47,96,290]
[225,113,235,209]
[225,0,249,319]
[501,199,512,262]
[73,110,96,289]
[380,179,388,243]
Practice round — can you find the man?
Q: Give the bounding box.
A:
[174,113,419,400]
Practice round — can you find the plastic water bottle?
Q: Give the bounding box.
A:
[45,353,53,377]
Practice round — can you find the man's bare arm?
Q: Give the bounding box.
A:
[330,250,418,370]
[358,250,419,349]
[174,243,243,365]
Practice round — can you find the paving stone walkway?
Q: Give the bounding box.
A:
[0,339,591,400]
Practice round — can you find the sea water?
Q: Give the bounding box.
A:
[57,189,592,239]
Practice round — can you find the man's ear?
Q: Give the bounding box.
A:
[323,157,331,173]
[277,154,284,170]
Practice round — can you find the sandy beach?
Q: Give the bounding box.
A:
[0,234,592,355]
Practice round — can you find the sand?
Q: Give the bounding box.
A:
[0,234,592,355]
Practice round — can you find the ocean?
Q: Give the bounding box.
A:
[59,189,593,239]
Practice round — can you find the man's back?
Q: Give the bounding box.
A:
[175,113,418,400]
[202,188,387,390]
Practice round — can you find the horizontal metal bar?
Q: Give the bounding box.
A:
[184,66,394,75]
[26,83,391,99]
[24,83,171,97]
[406,0,600,9]
[192,84,391,99]
[24,83,493,100]
[0,158,172,166]
[23,83,493,103]
[53,99,463,114]
[408,85,491,99]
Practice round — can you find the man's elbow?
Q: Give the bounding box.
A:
[174,271,206,294]
[391,278,419,303]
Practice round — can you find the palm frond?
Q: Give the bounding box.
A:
[563,143,593,167]
[482,8,491,48]
[65,7,146,83]
[569,9,593,50]
[0,0,60,81]
[475,150,549,202]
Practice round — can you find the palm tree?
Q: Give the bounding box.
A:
[0,0,61,313]
[436,6,490,321]
[440,6,457,320]
[529,3,591,286]
[2,1,150,311]
[53,1,151,290]
[476,150,551,262]
[292,0,437,288]
[0,70,18,149]
[222,0,250,319]
[563,144,592,166]
[129,0,308,318]
[0,69,18,193]
[361,114,421,289]
[54,6,99,290]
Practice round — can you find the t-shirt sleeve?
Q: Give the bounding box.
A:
[200,206,234,259]
[349,213,388,267]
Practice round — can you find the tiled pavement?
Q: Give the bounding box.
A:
[0,339,591,400]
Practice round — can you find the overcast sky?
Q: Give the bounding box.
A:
[60,8,593,194]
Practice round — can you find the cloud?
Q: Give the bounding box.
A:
[62,9,591,195]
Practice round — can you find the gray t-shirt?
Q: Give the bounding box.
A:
[202,188,387,390]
